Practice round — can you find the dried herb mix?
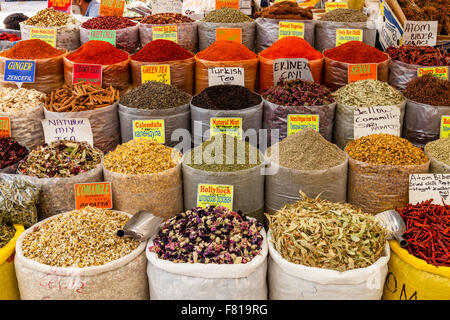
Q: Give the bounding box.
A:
[0,138,29,170]
[192,85,262,110]
[201,7,254,23]
[403,74,450,106]
[24,8,78,27]
[425,137,450,166]
[0,223,15,249]
[320,8,368,22]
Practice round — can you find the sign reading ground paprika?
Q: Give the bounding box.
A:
[216,28,242,43]
[278,22,305,39]
[417,66,448,80]
[48,0,71,13]
[441,116,450,139]
[99,0,125,17]
[4,60,36,83]
[208,67,244,86]
[74,182,113,210]
[132,119,165,143]
[273,58,314,84]
[353,106,401,139]
[41,118,94,145]
[336,29,363,46]
[210,118,242,139]
[141,65,171,85]
[89,30,116,46]
[287,114,319,136]
[325,2,348,12]
[348,63,378,83]
[30,28,57,47]
[152,25,178,43]
[0,117,11,138]
[215,0,239,9]
[73,64,102,86]
[409,174,450,205]
[197,184,234,210]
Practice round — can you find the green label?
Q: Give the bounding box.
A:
[89,30,116,46]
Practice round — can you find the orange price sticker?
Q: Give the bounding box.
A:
[99,0,125,17]
[215,0,239,9]
[348,63,378,83]
[216,28,242,43]
[0,117,11,138]
[74,182,112,210]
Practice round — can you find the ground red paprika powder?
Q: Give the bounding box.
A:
[259,36,322,61]
[66,40,129,65]
[0,39,64,59]
[324,41,387,63]
[196,41,257,61]
[131,39,193,62]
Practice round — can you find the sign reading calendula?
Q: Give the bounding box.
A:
[441,116,450,139]
[89,30,116,46]
[152,25,178,43]
[74,182,113,210]
[216,28,242,43]
[197,184,234,211]
[30,28,57,47]
[99,0,125,17]
[0,117,11,138]
[336,29,363,46]
[73,64,102,86]
[417,66,448,80]
[278,22,305,39]
[325,2,348,12]
[287,114,319,136]
[348,63,378,83]
[210,118,242,139]
[215,0,239,9]
[132,119,165,143]
[4,60,36,83]
[141,65,171,85]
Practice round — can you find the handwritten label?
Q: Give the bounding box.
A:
[48,0,71,13]
[4,60,36,83]
[42,118,93,145]
[215,0,239,9]
[402,20,438,46]
[216,28,242,43]
[353,106,401,139]
[141,65,171,85]
[278,22,305,39]
[409,174,450,205]
[441,116,450,139]
[336,29,363,46]
[151,0,182,13]
[287,114,319,136]
[210,118,242,139]
[348,63,378,83]
[89,30,116,46]
[99,0,125,17]
[30,28,56,47]
[74,182,112,210]
[197,184,233,210]
[73,64,102,86]
[273,58,313,84]
[325,2,348,12]
[208,67,244,86]
[132,119,165,143]
[152,25,178,43]
[0,117,11,138]
[417,66,448,80]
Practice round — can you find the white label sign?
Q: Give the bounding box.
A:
[402,20,438,46]
[42,118,93,146]
[353,106,401,139]
[151,0,182,13]
[273,58,313,85]
[409,174,450,205]
[208,67,244,86]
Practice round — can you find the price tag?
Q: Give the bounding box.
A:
[336,29,363,46]
[278,22,305,39]
[30,28,56,47]
[210,118,242,139]
[417,66,448,80]
[141,65,171,85]
[48,0,71,13]
[441,116,450,139]
[4,60,36,84]
[89,30,116,46]
[42,118,94,145]
[353,106,401,139]
[325,2,348,12]
[287,114,319,136]
[99,0,125,17]
[132,120,165,143]
[151,0,182,14]
[0,117,11,138]
[215,0,239,9]
[409,174,450,205]
[197,184,233,210]
[402,20,438,46]
[273,58,313,84]
[73,64,102,86]
[152,25,178,43]
[216,28,242,43]
[348,63,378,83]
[74,182,113,210]
[208,67,244,86]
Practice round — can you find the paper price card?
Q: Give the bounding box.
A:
[441,116,450,139]
[216,28,242,43]
[325,2,348,12]
[353,106,401,139]
[151,0,182,14]
[273,58,313,84]
[215,0,239,9]
[30,28,56,47]
[48,0,71,13]
[197,184,233,211]
[74,182,113,210]
[4,60,36,83]
[141,65,171,85]
[73,64,102,86]
[278,22,305,39]
[336,29,363,47]
[287,114,319,136]
[418,66,448,80]
[402,21,438,47]
[210,118,242,139]
[0,117,11,138]
[132,119,165,143]
[348,63,378,83]
[99,0,125,17]
[42,118,94,146]
[208,67,244,86]
[409,174,450,205]
[152,25,178,43]
[89,30,116,46]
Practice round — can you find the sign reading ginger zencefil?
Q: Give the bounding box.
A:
[273,58,313,84]
[208,67,244,86]
[41,118,93,146]
[409,174,450,205]
[402,20,438,46]
[353,106,401,139]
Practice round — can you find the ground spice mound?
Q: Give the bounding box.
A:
[324,41,387,63]
[0,39,64,59]
[201,7,254,23]
[66,40,128,65]
[197,40,257,61]
[254,1,312,20]
[403,74,450,106]
[320,8,368,22]
[425,137,450,166]
[131,39,193,62]
[192,85,261,110]
[345,134,429,165]
[259,36,322,60]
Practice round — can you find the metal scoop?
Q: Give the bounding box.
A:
[117,210,163,241]
[375,210,408,247]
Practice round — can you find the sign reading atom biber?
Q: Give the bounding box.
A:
[402,20,438,46]
[409,174,450,205]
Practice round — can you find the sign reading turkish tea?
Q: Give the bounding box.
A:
[210,118,242,139]
[273,58,314,84]
[42,118,94,146]
[197,184,234,210]
[348,63,378,83]
[287,114,319,136]
[30,28,57,47]
[74,182,113,210]
[73,64,102,86]
[353,106,401,139]
[48,0,71,13]
[0,117,11,138]
[4,60,36,83]
[325,1,348,12]
[278,22,305,39]
[216,28,242,43]
[208,67,244,86]
[336,29,363,46]
[402,20,438,46]
[409,174,450,205]
[215,0,239,9]
[152,25,178,43]
[99,0,125,17]
[441,116,450,139]
[132,119,165,143]
[89,30,116,46]
[417,66,448,80]
[141,65,171,85]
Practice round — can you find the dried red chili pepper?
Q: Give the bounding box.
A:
[0,32,20,42]
[0,137,29,169]
[386,45,450,66]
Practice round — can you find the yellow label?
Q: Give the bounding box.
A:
[325,2,348,12]
[152,25,178,43]
[279,22,305,39]
[210,118,242,139]
[417,66,448,80]
[132,119,165,143]
[336,28,363,46]
[197,184,233,210]
[380,2,385,17]
[30,28,56,47]
[141,65,171,85]
[287,114,319,136]
[441,116,450,139]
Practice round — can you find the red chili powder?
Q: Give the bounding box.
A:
[259,36,322,60]
[196,41,257,61]
[324,41,388,63]
[131,40,193,62]
[66,40,129,65]
[0,39,64,59]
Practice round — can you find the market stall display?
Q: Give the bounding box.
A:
[424,137,450,173]
[0,29,21,51]
[0,138,28,174]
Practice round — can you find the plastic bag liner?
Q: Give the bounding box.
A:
[314,20,377,53]
[267,230,390,300]
[195,56,259,95]
[118,103,190,147]
[146,225,268,300]
[322,54,389,90]
[190,100,263,147]
[0,29,21,52]
[14,211,149,300]
[181,153,266,223]
[139,22,198,53]
[0,224,24,300]
[130,57,195,94]
[198,21,256,52]
[0,51,67,94]
[0,105,45,151]
[103,162,183,220]
[80,25,139,54]
[424,150,450,174]
[20,22,81,51]
[347,157,429,215]
[264,155,348,214]
[388,59,421,90]
[255,18,315,53]
[258,55,323,93]
[63,55,131,93]
[17,163,104,220]
[402,99,450,148]
[334,99,406,150]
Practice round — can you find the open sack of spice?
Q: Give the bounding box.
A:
[0,29,21,51]
[425,137,450,174]
[0,137,29,174]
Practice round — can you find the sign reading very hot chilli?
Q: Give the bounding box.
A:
[4,60,36,83]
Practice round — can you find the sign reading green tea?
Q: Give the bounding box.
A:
[89,30,116,46]
[278,22,305,39]
[287,114,319,136]
[197,184,234,210]
[418,66,448,80]
[0,117,11,138]
[152,25,178,43]
[208,67,244,86]
[73,64,102,86]
[210,118,242,139]
[41,118,94,146]
[348,63,378,83]
[141,65,171,85]
[74,182,113,210]
[30,28,57,47]
[132,119,165,143]
[336,29,363,46]
[4,60,36,83]
[441,116,450,138]
[353,106,401,139]
[273,58,313,84]
[409,174,450,205]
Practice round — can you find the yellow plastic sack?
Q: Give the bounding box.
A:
[0,224,24,300]
[382,240,450,300]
